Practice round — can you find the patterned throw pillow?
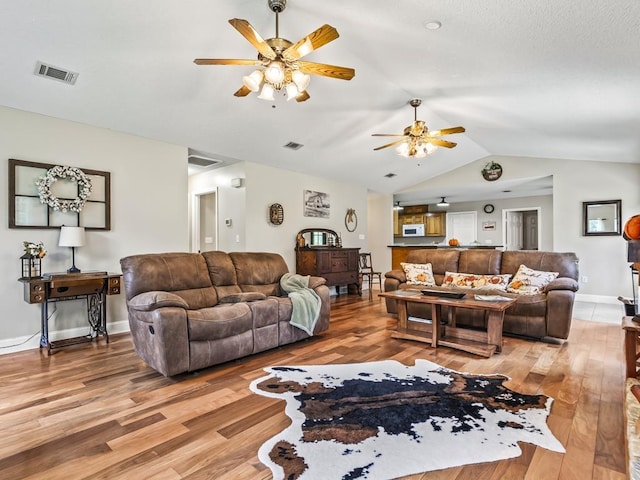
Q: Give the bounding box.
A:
[401,262,436,286]
[506,264,559,295]
[441,272,511,290]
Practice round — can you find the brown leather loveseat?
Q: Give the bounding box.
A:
[120,251,330,376]
[384,249,579,342]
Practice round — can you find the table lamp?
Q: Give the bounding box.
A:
[59,226,85,273]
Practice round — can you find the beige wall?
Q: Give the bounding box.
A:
[0,106,187,351]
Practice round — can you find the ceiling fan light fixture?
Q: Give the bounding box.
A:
[264,61,285,84]
[285,82,300,100]
[291,70,310,91]
[242,70,264,92]
[257,83,275,100]
[437,197,450,207]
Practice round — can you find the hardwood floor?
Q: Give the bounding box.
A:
[0,293,628,480]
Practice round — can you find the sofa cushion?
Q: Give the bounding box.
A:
[121,252,218,309]
[401,262,436,286]
[230,252,289,296]
[458,249,503,275]
[187,303,252,341]
[201,251,243,298]
[218,292,267,303]
[507,264,559,295]
[441,272,511,290]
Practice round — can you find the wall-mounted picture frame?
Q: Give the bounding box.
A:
[8,159,111,230]
[583,199,621,236]
[303,189,330,218]
[482,221,497,231]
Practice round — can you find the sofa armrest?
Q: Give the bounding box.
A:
[308,276,327,289]
[219,292,267,303]
[546,277,579,292]
[128,291,189,312]
[385,269,407,283]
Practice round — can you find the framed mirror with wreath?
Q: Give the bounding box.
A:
[8,159,111,230]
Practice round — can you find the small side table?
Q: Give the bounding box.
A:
[18,271,122,354]
[623,316,640,378]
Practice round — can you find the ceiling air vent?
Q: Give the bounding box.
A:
[188,155,222,167]
[35,61,78,85]
[283,141,304,151]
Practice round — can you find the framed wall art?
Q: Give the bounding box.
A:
[303,189,330,218]
[8,159,111,230]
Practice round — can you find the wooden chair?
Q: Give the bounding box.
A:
[359,252,382,299]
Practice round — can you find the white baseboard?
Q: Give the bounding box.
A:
[0,319,130,355]
[575,293,620,305]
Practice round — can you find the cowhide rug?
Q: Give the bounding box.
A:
[250,359,564,480]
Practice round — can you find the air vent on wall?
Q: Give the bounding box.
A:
[188,155,222,167]
[283,141,304,150]
[35,61,78,85]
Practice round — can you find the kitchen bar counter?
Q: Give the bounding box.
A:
[389,244,503,270]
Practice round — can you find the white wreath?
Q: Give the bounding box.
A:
[35,165,92,213]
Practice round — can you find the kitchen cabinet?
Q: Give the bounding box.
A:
[425,213,445,236]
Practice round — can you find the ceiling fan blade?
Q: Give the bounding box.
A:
[228,18,276,60]
[371,133,406,137]
[428,138,457,148]
[194,58,260,66]
[296,90,310,102]
[373,139,408,151]
[234,85,252,97]
[297,61,355,80]
[283,24,339,62]
[428,126,466,137]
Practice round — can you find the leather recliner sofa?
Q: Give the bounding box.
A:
[384,249,579,341]
[120,251,330,376]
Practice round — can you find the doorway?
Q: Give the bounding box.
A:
[502,207,540,251]
[192,190,218,253]
[446,211,478,244]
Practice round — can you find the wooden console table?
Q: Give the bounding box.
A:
[379,290,516,357]
[19,271,122,354]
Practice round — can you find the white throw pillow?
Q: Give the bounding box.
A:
[507,264,559,295]
[401,262,436,286]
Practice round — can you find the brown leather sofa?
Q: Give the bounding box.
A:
[120,251,330,376]
[384,249,579,341]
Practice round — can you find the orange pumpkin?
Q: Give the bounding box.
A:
[448,238,460,246]
[624,214,640,240]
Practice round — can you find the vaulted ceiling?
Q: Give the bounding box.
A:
[1,0,638,197]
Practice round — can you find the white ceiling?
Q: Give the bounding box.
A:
[1,0,639,198]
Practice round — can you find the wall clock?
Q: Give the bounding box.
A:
[269,203,284,225]
[481,161,503,181]
[483,204,495,214]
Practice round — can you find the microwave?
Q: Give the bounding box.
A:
[402,224,425,237]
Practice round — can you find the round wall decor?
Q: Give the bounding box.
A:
[481,161,503,181]
[483,204,495,214]
[269,203,284,225]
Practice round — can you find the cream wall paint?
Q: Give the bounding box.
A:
[367,192,394,274]
[402,156,640,299]
[188,162,369,272]
[0,106,187,350]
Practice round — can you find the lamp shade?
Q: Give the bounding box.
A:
[59,226,85,247]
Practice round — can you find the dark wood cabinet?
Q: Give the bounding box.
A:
[296,247,360,294]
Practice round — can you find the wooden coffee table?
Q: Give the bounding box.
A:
[379,290,517,357]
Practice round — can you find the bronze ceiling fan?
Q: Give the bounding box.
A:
[194,0,355,102]
[372,99,465,157]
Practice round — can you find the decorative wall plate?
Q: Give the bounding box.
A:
[269,203,284,225]
[481,161,503,181]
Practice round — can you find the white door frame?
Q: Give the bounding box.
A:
[501,207,541,251]
[191,188,219,253]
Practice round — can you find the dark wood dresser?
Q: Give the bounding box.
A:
[296,247,360,294]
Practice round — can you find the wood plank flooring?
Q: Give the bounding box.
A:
[0,293,628,479]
